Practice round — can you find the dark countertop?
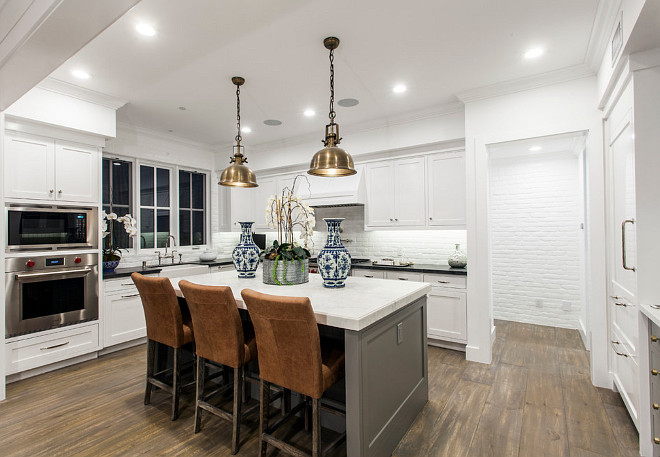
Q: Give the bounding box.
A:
[351,263,467,275]
[103,266,162,280]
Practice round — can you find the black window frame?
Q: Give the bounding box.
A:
[102,157,133,250]
[178,169,206,246]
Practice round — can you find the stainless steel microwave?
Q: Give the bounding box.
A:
[6,204,98,252]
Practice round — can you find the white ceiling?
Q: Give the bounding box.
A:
[47,0,602,147]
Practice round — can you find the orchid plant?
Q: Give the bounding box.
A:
[102,210,138,262]
[263,175,316,261]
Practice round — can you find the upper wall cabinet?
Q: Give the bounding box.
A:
[426,151,466,227]
[365,157,427,228]
[4,132,99,204]
[229,176,278,231]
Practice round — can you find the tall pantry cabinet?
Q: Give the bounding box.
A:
[603,57,660,456]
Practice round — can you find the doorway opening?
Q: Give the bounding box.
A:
[487,131,589,346]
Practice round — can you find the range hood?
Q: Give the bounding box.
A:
[301,166,366,207]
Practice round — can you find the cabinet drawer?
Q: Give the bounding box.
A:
[104,278,139,294]
[652,321,660,355]
[6,324,99,375]
[385,271,423,282]
[611,327,639,426]
[423,273,466,289]
[352,269,385,279]
[214,265,235,272]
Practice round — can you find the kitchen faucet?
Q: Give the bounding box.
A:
[156,235,179,265]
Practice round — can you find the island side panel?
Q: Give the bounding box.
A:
[345,295,429,457]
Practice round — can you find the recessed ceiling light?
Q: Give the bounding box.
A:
[136,23,156,37]
[393,84,407,94]
[524,47,544,59]
[241,126,252,133]
[72,69,90,79]
[338,98,359,107]
[264,119,282,126]
[304,109,316,117]
[529,146,542,152]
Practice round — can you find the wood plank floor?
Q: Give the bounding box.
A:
[0,320,638,456]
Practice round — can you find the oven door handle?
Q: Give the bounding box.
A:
[15,267,92,281]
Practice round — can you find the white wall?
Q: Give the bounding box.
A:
[489,152,584,329]
[464,76,606,376]
[248,109,465,172]
[5,86,117,137]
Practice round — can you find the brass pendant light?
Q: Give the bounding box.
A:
[219,76,258,187]
[308,37,357,177]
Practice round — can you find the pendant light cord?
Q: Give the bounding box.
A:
[329,47,336,124]
[235,83,242,145]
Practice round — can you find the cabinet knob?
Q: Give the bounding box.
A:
[389,218,393,222]
[654,403,659,410]
[655,437,660,445]
[395,218,398,221]
[429,217,433,220]
[652,369,659,376]
[58,190,62,194]
[652,335,658,342]
[49,189,54,193]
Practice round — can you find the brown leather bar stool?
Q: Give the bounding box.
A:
[131,273,194,421]
[178,280,259,455]
[241,289,346,457]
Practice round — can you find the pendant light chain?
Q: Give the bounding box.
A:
[235,83,242,145]
[329,47,336,123]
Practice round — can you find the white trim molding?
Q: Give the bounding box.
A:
[39,78,127,110]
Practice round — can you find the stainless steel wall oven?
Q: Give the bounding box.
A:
[5,253,99,337]
[6,204,98,252]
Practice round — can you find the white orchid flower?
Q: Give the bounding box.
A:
[107,212,118,220]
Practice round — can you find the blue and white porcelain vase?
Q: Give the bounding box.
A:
[232,222,260,278]
[318,218,351,288]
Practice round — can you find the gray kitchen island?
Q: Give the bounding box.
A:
[170,269,431,457]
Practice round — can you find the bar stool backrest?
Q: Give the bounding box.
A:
[178,281,246,368]
[131,273,186,348]
[241,289,324,399]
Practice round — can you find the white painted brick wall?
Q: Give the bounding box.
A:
[489,152,583,329]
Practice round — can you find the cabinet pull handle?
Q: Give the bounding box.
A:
[654,403,659,410]
[652,336,658,342]
[121,282,134,286]
[614,302,628,307]
[621,219,636,272]
[41,341,69,351]
[611,340,628,357]
[398,277,408,281]
[437,280,450,284]
[610,295,621,300]
[121,293,141,298]
[364,275,374,278]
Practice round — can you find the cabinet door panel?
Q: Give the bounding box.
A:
[55,141,98,203]
[427,152,466,227]
[253,177,277,230]
[4,133,55,200]
[105,294,146,346]
[230,187,256,231]
[427,289,467,343]
[366,162,395,227]
[394,157,426,226]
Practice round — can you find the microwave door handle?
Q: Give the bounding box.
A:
[15,267,92,281]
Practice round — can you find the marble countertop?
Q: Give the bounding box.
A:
[640,304,660,328]
[170,269,431,331]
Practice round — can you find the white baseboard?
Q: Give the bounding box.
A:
[7,352,98,383]
[98,337,146,356]
[428,339,466,352]
[578,318,589,350]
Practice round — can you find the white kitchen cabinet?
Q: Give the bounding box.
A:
[54,141,99,202]
[426,288,467,344]
[385,270,423,282]
[252,176,277,230]
[366,157,426,228]
[103,278,146,347]
[4,132,99,203]
[426,151,466,227]
[230,186,256,231]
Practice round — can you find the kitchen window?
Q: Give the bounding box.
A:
[102,158,133,249]
[178,170,206,246]
[140,165,172,249]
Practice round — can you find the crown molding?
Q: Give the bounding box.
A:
[115,121,216,152]
[455,64,595,103]
[585,0,621,71]
[232,100,465,154]
[38,77,128,110]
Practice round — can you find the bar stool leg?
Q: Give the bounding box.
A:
[194,356,206,433]
[259,379,271,457]
[312,397,321,457]
[171,347,182,421]
[144,339,155,405]
[231,366,244,455]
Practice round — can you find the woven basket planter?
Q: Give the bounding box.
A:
[262,258,309,285]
